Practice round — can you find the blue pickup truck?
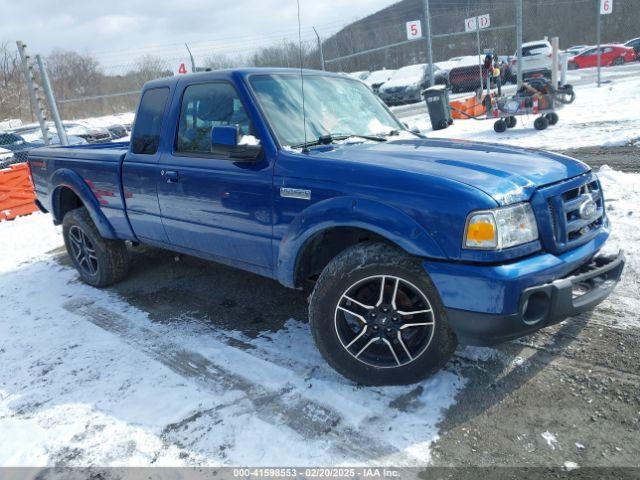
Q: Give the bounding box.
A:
[28,68,624,385]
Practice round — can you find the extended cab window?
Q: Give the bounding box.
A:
[131,87,169,155]
[176,82,255,154]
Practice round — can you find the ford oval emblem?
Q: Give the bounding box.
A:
[579,197,598,220]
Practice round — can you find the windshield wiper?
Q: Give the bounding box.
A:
[292,133,387,150]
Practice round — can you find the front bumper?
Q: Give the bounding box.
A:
[444,251,625,345]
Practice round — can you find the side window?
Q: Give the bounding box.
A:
[175,82,256,155]
[131,87,169,155]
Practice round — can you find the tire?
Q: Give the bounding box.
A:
[534,116,549,131]
[309,242,457,386]
[506,116,517,129]
[568,62,578,70]
[612,56,625,66]
[494,119,508,133]
[546,112,559,125]
[62,207,129,287]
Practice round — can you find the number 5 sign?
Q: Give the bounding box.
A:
[406,20,422,40]
[600,0,613,14]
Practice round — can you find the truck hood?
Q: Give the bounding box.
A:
[309,138,590,205]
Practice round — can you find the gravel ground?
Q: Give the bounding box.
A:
[563,145,640,172]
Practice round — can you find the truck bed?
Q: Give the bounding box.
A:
[29,142,131,235]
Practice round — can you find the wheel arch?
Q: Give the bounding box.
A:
[50,168,117,239]
[276,196,447,289]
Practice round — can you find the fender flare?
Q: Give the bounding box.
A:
[276,196,447,288]
[50,168,117,239]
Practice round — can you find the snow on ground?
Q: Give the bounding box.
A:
[0,213,464,467]
[405,77,640,150]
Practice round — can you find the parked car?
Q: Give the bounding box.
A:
[565,45,590,56]
[106,123,128,139]
[348,70,370,81]
[28,134,88,147]
[625,37,640,57]
[29,68,624,386]
[509,40,552,79]
[63,122,112,143]
[378,63,439,105]
[11,127,88,146]
[0,132,32,164]
[568,44,636,69]
[0,147,14,168]
[363,69,395,94]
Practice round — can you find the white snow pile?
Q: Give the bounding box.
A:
[0,213,464,467]
[407,77,640,150]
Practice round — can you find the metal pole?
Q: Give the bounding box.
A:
[16,41,49,145]
[516,0,523,88]
[36,55,68,146]
[551,37,559,88]
[313,27,325,71]
[476,18,483,94]
[596,1,602,87]
[560,52,569,86]
[423,0,435,86]
[185,43,196,72]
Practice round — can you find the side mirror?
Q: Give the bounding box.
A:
[211,125,262,162]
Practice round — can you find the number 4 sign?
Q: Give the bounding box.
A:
[406,20,422,40]
[174,61,191,75]
[600,0,613,14]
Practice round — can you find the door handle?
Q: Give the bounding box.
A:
[162,170,179,183]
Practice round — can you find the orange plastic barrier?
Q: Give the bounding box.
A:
[0,162,38,221]
[450,95,487,120]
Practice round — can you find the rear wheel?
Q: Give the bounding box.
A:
[568,62,579,70]
[612,56,625,66]
[62,207,129,287]
[506,116,517,128]
[309,243,457,385]
[546,112,559,125]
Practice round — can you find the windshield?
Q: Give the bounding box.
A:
[249,74,404,148]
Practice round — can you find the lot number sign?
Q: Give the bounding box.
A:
[465,14,490,32]
[600,0,613,14]
[406,20,422,40]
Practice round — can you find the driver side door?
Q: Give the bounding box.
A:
[157,81,274,273]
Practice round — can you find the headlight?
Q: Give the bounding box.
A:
[464,203,538,250]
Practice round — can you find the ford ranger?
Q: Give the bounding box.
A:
[28,68,625,385]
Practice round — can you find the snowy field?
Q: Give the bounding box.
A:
[1,162,638,466]
[401,77,640,150]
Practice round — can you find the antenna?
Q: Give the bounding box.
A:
[296,0,308,151]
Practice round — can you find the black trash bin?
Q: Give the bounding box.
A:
[423,85,453,131]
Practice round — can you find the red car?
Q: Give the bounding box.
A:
[568,44,636,69]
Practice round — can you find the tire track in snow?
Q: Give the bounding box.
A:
[62,296,417,465]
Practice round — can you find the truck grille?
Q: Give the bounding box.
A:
[543,176,605,252]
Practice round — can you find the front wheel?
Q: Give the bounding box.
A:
[63,207,129,287]
[612,56,625,66]
[309,243,457,385]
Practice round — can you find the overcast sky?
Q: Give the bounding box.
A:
[4,0,397,68]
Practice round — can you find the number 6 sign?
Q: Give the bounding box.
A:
[600,0,613,14]
[406,20,422,40]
